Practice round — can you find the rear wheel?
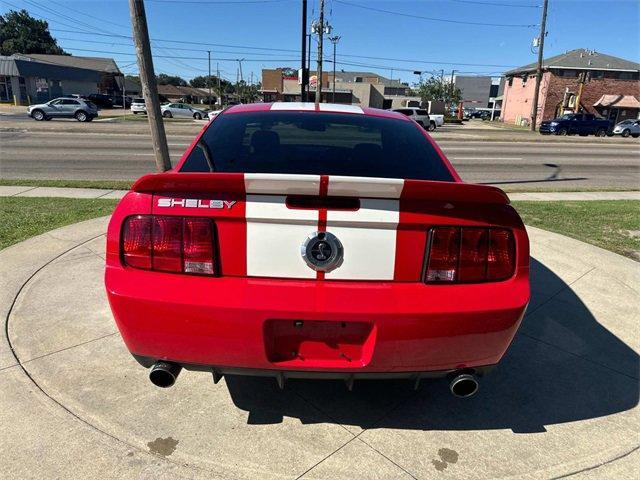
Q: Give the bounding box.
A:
[595,128,607,137]
[632,133,639,138]
[622,129,631,138]
[75,110,88,122]
[193,112,202,120]
[163,111,172,118]
[32,109,45,121]
[557,127,568,136]
[428,121,436,131]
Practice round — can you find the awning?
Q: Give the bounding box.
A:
[593,95,640,109]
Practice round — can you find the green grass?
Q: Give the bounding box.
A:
[0,179,133,190]
[512,200,640,260]
[0,197,118,250]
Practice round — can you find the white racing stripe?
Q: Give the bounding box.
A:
[245,173,321,195]
[325,198,399,280]
[244,174,401,280]
[245,194,319,279]
[327,176,404,198]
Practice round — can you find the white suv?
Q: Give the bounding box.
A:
[393,108,443,131]
[130,98,146,114]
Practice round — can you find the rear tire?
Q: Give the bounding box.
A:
[595,128,607,137]
[32,110,45,121]
[75,111,88,122]
[163,111,172,118]
[193,112,202,120]
[428,121,436,131]
[632,133,639,138]
[622,129,631,138]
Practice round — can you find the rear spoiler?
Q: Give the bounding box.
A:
[132,172,510,205]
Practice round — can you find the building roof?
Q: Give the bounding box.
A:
[505,49,640,76]
[22,54,121,73]
[332,70,404,87]
[157,84,184,97]
[0,55,101,82]
[593,95,640,109]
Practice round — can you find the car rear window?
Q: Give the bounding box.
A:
[180,111,454,181]
[133,98,145,103]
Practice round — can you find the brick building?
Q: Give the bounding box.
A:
[502,49,640,126]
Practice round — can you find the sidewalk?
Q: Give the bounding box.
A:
[1,218,638,479]
[1,185,639,201]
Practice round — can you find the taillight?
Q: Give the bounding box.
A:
[425,227,515,283]
[122,215,152,269]
[122,215,216,275]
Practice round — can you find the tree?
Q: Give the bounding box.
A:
[0,9,67,56]
[156,73,187,86]
[417,76,462,111]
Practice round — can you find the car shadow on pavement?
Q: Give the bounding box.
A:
[225,258,639,433]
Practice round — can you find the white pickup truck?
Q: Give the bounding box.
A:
[393,108,444,131]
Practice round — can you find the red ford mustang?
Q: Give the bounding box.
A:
[105,103,530,397]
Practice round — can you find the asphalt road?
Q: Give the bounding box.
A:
[1,117,639,190]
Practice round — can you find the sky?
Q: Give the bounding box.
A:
[1,0,639,86]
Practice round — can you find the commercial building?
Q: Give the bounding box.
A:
[261,68,420,109]
[0,54,121,105]
[502,49,640,126]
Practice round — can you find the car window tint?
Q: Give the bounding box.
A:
[181,111,454,182]
[417,110,429,116]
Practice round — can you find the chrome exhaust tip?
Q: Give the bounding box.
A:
[149,361,182,388]
[449,373,479,398]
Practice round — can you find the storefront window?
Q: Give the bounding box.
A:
[0,76,13,102]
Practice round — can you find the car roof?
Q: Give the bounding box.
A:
[223,102,410,121]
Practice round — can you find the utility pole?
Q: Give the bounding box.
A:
[315,0,325,107]
[530,0,548,131]
[216,62,221,106]
[301,0,307,102]
[449,69,456,106]
[329,35,340,103]
[207,50,212,110]
[574,71,586,115]
[237,58,244,103]
[307,33,312,99]
[129,0,170,172]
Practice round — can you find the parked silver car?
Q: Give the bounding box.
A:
[161,103,206,120]
[28,97,98,122]
[612,119,640,138]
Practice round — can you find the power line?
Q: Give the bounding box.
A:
[49,28,300,53]
[47,0,132,29]
[146,0,291,4]
[54,32,520,70]
[334,0,538,28]
[63,46,301,62]
[450,0,541,8]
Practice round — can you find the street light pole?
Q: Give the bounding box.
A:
[207,50,212,110]
[329,35,340,103]
[301,0,307,102]
[315,0,325,107]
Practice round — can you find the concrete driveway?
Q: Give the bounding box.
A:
[1,218,638,479]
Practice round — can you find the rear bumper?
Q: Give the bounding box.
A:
[106,266,529,374]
